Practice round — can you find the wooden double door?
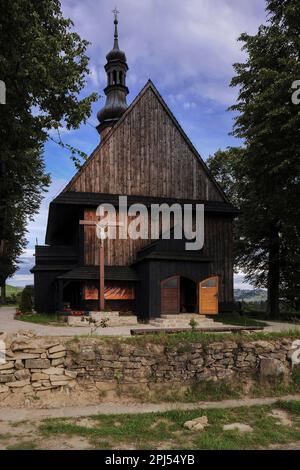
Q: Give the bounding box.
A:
[161,275,219,315]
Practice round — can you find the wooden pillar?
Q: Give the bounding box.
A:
[99,240,105,311]
[57,279,64,312]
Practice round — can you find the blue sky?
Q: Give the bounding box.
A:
[9,0,267,289]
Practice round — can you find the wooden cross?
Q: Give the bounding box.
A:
[79,218,123,311]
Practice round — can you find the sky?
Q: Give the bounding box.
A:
[9,0,268,289]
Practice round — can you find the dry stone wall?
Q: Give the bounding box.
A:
[0,331,298,401]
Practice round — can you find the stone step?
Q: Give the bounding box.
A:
[160,314,206,319]
[91,311,120,319]
[68,313,138,327]
[151,315,214,326]
[150,314,217,328]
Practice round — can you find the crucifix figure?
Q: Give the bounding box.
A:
[79,218,123,311]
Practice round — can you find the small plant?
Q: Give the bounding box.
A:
[291,365,300,386]
[88,316,110,335]
[100,318,109,328]
[189,317,198,330]
[114,370,123,384]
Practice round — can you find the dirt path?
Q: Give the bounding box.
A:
[0,307,143,336]
[269,441,300,450]
[1,394,300,423]
[2,307,300,337]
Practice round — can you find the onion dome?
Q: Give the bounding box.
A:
[96,9,129,137]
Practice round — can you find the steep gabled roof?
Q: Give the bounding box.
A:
[60,80,229,203]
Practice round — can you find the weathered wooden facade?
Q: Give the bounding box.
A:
[32,16,238,318]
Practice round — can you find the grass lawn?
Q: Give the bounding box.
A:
[15,313,66,326]
[0,304,18,308]
[104,328,300,345]
[3,400,300,450]
[37,400,300,450]
[216,312,269,327]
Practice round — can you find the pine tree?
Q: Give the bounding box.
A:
[208,0,300,317]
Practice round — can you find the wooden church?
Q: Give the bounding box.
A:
[32,14,238,320]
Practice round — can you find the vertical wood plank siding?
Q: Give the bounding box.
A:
[66,83,233,304]
[83,208,233,303]
[69,87,222,202]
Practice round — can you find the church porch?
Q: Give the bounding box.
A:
[56,265,138,316]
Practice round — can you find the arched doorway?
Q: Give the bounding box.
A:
[180,277,197,313]
[161,276,197,314]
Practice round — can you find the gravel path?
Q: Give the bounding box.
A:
[0,307,150,337]
[1,394,300,422]
[259,320,300,333]
[1,307,300,337]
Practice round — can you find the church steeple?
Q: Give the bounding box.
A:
[97,9,129,138]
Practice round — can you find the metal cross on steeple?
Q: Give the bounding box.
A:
[112,7,120,47]
[112,7,119,22]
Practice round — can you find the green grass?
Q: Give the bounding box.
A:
[66,329,300,347]
[216,312,269,327]
[0,304,18,308]
[15,313,65,326]
[0,284,23,307]
[276,400,300,415]
[248,368,300,399]
[38,400,300,450]
[6,441,38,450]
[5,284,23,296]
[152,380,243,403]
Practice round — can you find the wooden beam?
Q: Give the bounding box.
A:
[130,326,264,336]
[79,218,123,312]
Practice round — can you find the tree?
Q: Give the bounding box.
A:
[208,0,300,317]
[0,147,49,303]
[0,0,98,299]
[208,145,300,317]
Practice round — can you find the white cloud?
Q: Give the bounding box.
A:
[7,274,34,287]
[61,0,266,105]
[89,63,101,87]
[9,274,34,283]
[234,272,254,290]
[183,101,197,110]
[20,248,35,259]
[26,178,67,247]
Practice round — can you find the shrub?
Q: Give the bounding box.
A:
[189,317,198,330]
[19,285,34,313]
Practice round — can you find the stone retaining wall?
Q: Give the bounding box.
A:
[0,331,298,402]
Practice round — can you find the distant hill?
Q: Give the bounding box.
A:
[6,285,24,296]
[234,289,267,303]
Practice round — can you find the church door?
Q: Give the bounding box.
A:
[198,276,219,315]
[161,276,180,314]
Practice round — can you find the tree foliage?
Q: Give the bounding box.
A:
[208,0,300,315]
[0,0,98,294]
